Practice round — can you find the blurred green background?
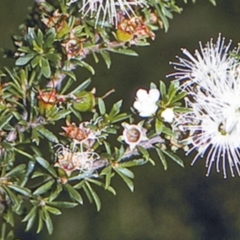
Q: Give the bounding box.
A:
[1,0,240,239]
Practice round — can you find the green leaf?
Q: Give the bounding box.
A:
[109,100,122,117]
[76,60,95,74]
[64,184,83,205]
[5,164,25,177]
[35,156,57,177]
[0,114,13,130]
[31,128,40,145]
[159,80,166,97]
[137,145,150,160]
[37,209,44,233]
[44,206,61,215]
[36,29,43,48]
[12,146,33,160]
[98,98,106,115]
[41,58,51,78]
[33,179,55,195]
[118,159,146,167]
[109,48,138,56]
[3,208,14,226]
[15,53,36,66]
[155,119,163,134]
[22,206,37,222]
[6,230,14,240]
[8,185,31,197]
[42,209,53,235]
[44,28,56,48]
[21,161,35,187]
[48,201,78,208]
[45,53,61,63]
[51,110,71,121]
[171,92,186,104]
[109,113,129,123]
[100,50,111,68]
[49,183,62,201]
[2,186,19,206]
[69,78,91,95]
[36,126,58,143]
[162,125,174,136]
[100,166,112,189]
[22,206,37,231]
[209,0,216,5]
[85,181,101,211]
[115,169,134,192]
[69,105,82,120]
[155,148,167,171]
[115,167,134,179]
[161,149,184,168]
[31,55,41,68]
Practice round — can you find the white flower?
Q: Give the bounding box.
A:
[171,35,240,178]
[68,0,148,27]
[168,35,238,90]
[133,88,160,117]
[161,108,175,123]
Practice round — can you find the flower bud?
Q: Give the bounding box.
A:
[161,108,175,123]
[73,91,95,112]
[116,28,133,42]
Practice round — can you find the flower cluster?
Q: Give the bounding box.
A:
[171,35,240,178]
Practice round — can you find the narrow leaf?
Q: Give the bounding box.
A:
[85,181,101,211]
[161,149,184,168]
[115,169,134,192]
[64,184,83,205]
[36,126,58,143]
[48,201,78,208]
[156,148,167,170]
[98,98,106,115]
[44,206,61,215]
[33,179,55,195]
[35,156,57,177]
[8,185,31,197]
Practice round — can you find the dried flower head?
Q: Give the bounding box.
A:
[61,120,105,148]
[61,38,85,60]
[116,15,155,42]
[54,144,100,176]
[37,89,60,113]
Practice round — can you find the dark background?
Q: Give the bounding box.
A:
[1,1,240,239]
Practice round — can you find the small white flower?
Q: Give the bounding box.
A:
[171,35,240,178]
[68,0,148,27]
[133,88,160,117]
[161,108,175,123]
